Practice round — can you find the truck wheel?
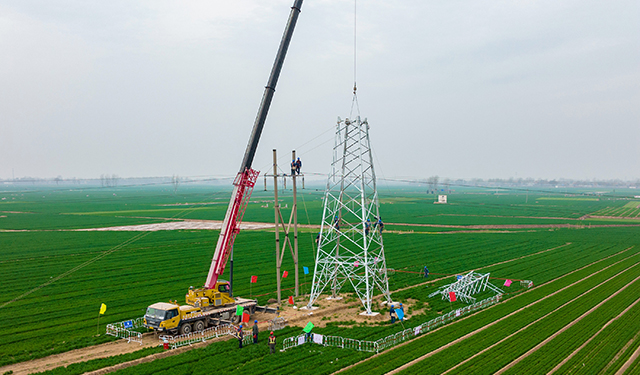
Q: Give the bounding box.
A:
[193,320,205,332]
[232,314,240,324]
[179,323,192,335]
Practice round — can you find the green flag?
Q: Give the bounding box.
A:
[303,322,314,333]
[236,305,244,316]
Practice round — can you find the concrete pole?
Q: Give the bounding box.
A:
[292,150,299,297]
[273,150,281,304]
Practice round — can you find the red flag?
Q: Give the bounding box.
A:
[242,312,250,323]
[449,291,456,302]
[251,275,257,283]
[283,270,289,278]
[288,295,294,305]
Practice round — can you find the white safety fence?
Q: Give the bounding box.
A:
[106,317,145,344]
[159,325,253,349]
[282,294,502,353]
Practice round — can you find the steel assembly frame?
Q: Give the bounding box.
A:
[306,116,390,315]
[428,271,504,304]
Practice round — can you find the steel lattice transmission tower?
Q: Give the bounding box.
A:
[306,116,391,315]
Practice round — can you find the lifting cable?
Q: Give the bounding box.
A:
[349,0,361,119]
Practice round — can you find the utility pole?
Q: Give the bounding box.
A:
[292,150,299,297]
[273,150,282,304]
[270,149,300,304]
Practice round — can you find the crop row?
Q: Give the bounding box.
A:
[504,280,640,374]
[337,246,640,374]
[554,298,640,374]
[439,260,640,375]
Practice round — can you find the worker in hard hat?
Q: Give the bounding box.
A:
[269,331,276,354]
[295,157,302,174]
[237,324,244,349]
[253,320,259,344]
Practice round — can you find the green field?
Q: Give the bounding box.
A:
[1,183,640,373]
[593,200,640,218]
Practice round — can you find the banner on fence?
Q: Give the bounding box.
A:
[313,333,324,344]
[124,320,133,329]
[298,336,305,345]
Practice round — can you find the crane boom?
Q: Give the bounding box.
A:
[204,0,304,289]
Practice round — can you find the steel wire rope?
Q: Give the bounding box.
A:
[0,176,235,196]
[0,188,229,310]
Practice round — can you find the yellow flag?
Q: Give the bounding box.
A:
[99,303,107,315]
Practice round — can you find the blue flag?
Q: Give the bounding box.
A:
[303,266,309,275]
[124,320,133,329]
[396,308,404,321]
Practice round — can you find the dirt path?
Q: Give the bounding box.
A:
[616,341,640,375]
[0,334,158,375]
[547,295,640,374]
[336,246,636,375]
[386,258,640,375]
[2,247,631,375]
[602,330,640,374]
[495,272,640,375]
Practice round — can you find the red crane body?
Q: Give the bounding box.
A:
[203,0,303,290]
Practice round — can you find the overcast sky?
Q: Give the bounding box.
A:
[1,0,638,181]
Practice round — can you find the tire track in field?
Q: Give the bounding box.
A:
[547,296,640,374]
[616,343,640,375]
[495,273,640,375]
[439,262,640,375]
[335,246,636,375]
[389,255,640,375]
[602,330,640,374]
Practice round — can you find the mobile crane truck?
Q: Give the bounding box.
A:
[144,0,304,335]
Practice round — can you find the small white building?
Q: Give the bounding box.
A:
[435,195,447,204]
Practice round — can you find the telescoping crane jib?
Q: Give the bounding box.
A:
[142,1,303,335]
[204,0,304,290]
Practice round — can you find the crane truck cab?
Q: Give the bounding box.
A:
[144,280,256,335]
[143,302,204,334]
